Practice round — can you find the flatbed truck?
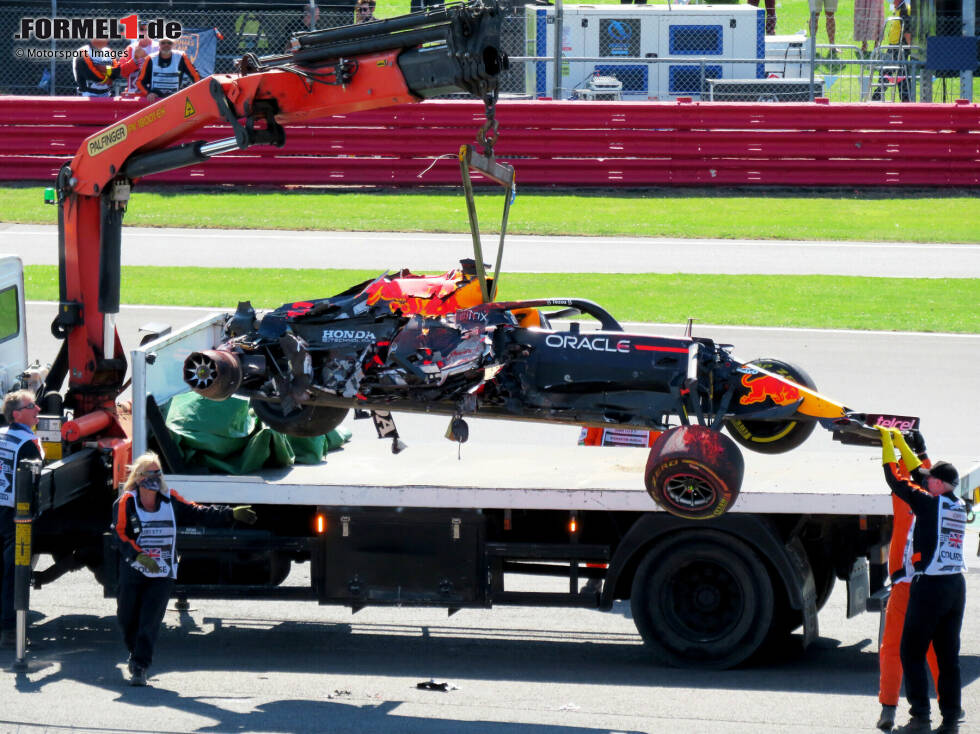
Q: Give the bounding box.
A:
[3,0,977,670]
[11,304,974,669]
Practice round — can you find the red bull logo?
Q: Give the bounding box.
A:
[738,372,802,406]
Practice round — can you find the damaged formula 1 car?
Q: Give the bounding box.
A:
[183,260,875,521]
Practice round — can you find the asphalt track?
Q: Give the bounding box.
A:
[5,223,980,277]
[3,553,979,734]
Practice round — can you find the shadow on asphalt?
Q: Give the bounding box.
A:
[5,609,979,703]
[2,614,647,734]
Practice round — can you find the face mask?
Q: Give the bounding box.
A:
[139,477,161,492]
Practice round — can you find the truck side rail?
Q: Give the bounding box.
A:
[132,311,229,457]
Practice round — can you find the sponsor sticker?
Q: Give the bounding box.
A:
[544,334,630,353]
[87,123,128,157]
[322,329,376,343]
[738,372,801,406]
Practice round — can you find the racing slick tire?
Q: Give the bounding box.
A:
[250,399,349,438]
[644,425,743,520]
[724,358,818,455]
[630,530,774,669]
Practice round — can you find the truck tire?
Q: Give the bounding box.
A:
[630,531,774,669]
[644,425,743,520]
[725,358,818,455]
[251,399,348,438]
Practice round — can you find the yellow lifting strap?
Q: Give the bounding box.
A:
[458,144,516,304]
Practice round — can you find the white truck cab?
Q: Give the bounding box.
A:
[0,255,29,395]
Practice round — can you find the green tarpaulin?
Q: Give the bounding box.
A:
[165,392,351,474]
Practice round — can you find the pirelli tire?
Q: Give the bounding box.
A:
[644,425,744,520]
[630,531,775,669]
[725,358,818,455]
[250,399,349,438]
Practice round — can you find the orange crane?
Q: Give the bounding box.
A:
[42,1,508,465]
[9,2,508,668]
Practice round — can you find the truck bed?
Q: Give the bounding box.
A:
[167,441,943,515]
[136,312,977,517]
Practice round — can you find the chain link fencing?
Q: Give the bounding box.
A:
[1,2,365,96]
[2,0,976,102]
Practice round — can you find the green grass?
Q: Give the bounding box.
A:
[24,265,979,332]
[4,187,979,242]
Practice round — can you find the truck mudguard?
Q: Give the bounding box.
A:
[602,513,811,615]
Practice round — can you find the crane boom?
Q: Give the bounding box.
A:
[46,1,507,431]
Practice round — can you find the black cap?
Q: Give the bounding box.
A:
[929,461,959,488]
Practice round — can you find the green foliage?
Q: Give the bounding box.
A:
[24,265,979,332]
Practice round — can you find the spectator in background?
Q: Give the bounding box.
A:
[355,0,377,24]
[747,0,777,36]
[809,0,838,58]
[120,21,158,96]
[888,0,912,47]
[136,38,201,102]
[871,0,913,101]
[853,0,884,57]
[298,2,321,33]
[73,38,116,96]
[280,3,320,53]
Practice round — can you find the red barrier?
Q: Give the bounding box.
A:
[1,96,978,187]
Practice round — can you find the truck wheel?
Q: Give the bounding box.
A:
[725,358,817,455]
[630,531,774,669]
[251,399,348,438]
[645,425,743,520]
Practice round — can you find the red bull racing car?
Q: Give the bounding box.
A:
[183,260,885,521]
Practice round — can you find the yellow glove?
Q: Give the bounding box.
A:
[891,428,922,472]
[876,425,896,465]
[232,505,257,525]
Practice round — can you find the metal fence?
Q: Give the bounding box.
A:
[2,1,976,102]
[2,3,369,96]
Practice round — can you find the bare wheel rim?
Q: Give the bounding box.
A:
[660,560,745,640]
[663,473,717,510]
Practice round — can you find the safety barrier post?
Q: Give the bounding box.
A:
[552,0,563,99]
[963,0,976,101]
